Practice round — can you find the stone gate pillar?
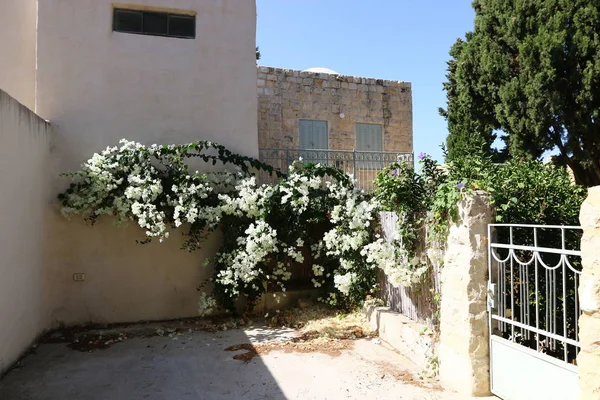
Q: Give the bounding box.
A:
[578,186,600,399]
[438,191,493,397]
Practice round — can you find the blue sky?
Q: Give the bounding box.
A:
[256,0,476,162]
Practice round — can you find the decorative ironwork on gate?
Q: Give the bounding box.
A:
[487,224,583,365]
[258,148,414,191]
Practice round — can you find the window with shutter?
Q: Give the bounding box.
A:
[299,119,328,163]
[356,123,383,169]
[113,8,196,39]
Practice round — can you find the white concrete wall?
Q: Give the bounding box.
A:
[0,0,37,108]
[34,0,258,326]
[43,216,223,326]
[36,0,258,165]
[0,90,52,375]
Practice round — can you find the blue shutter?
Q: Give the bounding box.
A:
[356,123,383,151]
[356,123,383,169]
[299,119,328,163]
[299,119,329,150]
[312,120,328,150]
[299,119,328,150]
[299,119,313,149]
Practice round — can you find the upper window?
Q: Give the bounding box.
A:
[356,123,383,169]
[298,119,328,163]
[356,123,383,152]
[299,119,328,150]
[113,8,196,39]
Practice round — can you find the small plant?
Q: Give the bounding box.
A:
[373,153,451,282]
[421,355,439,380]
[374,152,586,275]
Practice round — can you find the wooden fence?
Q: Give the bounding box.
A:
[378,212,442,327]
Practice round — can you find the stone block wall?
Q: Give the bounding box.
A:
[257,66,412,152]
[578,186,600,399]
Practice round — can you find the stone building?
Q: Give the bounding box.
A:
[256,66,413,188]
[257,66,413,153]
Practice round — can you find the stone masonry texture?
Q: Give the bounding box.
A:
[438,191,493,397]
[578,186,600,399]
[256,66,413,152]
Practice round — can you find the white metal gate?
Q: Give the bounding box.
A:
[487,224,582,400]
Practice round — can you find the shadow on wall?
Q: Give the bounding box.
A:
[42,210,221,327]
[0,89,225,377]
[0,90,288,399]
[0,90,52,376]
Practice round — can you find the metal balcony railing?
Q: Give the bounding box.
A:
[258,148,414,191]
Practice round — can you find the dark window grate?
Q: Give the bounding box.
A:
[113,8,196,39]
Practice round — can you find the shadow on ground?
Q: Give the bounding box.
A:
[0,321,460,400]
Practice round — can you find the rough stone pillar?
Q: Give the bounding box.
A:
[438,191,493,397]
[578,186,600,399]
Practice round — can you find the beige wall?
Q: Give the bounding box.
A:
[43,216,221,326]
[578,186,600,399]
[37,0,258,166]
[0,0,261,331]
[0,90,52,375]
[257,66,413,152]
[0,0,37,108]
[32,0,257,326]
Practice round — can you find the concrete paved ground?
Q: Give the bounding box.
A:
[0,323,476,400]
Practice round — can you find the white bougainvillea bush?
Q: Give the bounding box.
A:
[59,139,426,314]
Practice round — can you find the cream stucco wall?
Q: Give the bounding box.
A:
[36,0,258,167]
[0,90,52,375]
[0,0,37,108]
[43,216,222,326]
[31,0,257,326]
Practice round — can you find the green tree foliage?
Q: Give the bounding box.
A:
[440,0,600,186]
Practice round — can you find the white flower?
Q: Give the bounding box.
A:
[312,264,324,276]
[215,221,279,292]
[426,246,444,268]
[361,237,427,287]
[61,140,427,311]
[198,292,217,316]
[334,272,357,295]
